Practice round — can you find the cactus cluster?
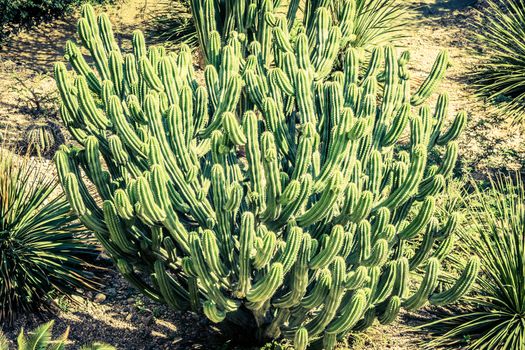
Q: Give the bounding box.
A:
[54,5,478,349]
[190,0,405,65]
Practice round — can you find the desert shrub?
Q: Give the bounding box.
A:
[422,175,525,349]
[152,0,406,61]
[474,0,525,122]
[0,147,96,324]
[0,0,111,39]
[0,321,115,350]
[54,4,478,349]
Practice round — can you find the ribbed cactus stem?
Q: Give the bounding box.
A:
[430,256,480,305]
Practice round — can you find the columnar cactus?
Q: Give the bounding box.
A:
[190,0,404,65]
[54,5,478,349]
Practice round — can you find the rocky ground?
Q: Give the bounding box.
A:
[0,0,509,348]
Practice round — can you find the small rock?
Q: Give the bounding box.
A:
[94,293,106,303]
[127,297,135,304]
[125,313,133,321]
[97,251,112,261]
[143,315,154,325]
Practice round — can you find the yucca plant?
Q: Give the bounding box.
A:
[0,147,96,324]
[422,175,525,350]
[148,0,197,49]
[347,0,406,48]
[0,321,115,350]
[474,0,525,122]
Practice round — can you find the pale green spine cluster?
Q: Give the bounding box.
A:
[54,5,478,349]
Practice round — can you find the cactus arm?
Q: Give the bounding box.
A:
[203,300,227,323]
[246,263,284,303]
[411,50,449,106]
[296,171,343,227]
[154,260,189,310]
[429,256,480,306]
[325,289,367,334]
[304,257,346,336]
[436,111,467,146]
[309,225,344,269]
[117,259,162,302]
[378,295,401,325]
[294,327,308,350]
[237,212,256,297]
[273,233,312,308]
[398,196,435,240]
[376,145,427,210]
[103,200,136,255]
[345,266,368,290]
[403,258,440,310]
[300,268,332,309]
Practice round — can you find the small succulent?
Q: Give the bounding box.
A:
[23,123,59,157]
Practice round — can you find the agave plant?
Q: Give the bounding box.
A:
[0,321,115,350]
[422,175,525,350]
[0,148,96,324]
[474,0,525,122]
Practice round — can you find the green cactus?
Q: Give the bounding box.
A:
[188,0,405,68]
[54,5,477,349]
[23,123,60,157]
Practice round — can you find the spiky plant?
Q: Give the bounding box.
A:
[24,123,58,157]
[474,0,525,122]
[148,0,197,49]
[0,321,115,350]
[0,148,95,324]
[347,0,406,48]
[422,175,525,350]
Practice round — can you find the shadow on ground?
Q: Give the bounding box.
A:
[409,0,479,20]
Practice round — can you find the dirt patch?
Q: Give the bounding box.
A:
[0,267,227,350]
[0,0,169,154]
